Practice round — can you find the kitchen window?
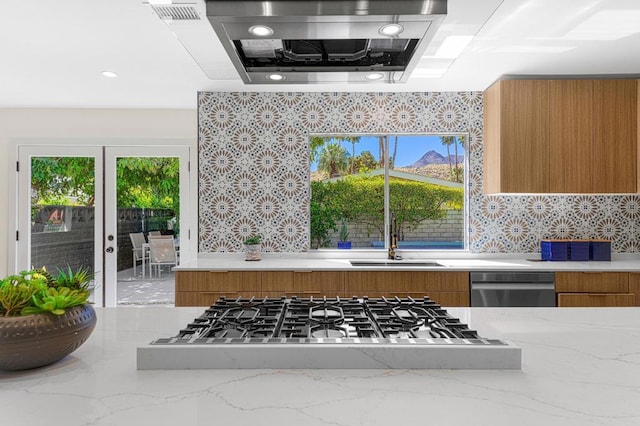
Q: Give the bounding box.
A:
[309,134,467,251]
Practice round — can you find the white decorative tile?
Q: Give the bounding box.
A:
[198,92,639,253]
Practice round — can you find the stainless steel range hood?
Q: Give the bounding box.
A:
[205,0,447,84]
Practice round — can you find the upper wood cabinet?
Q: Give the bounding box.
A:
[484,79,638,194]
[592,80,638,193]
[483,80,550,193]
[548,80,593,193]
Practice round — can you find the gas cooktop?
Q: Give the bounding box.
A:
[138,297,521,369]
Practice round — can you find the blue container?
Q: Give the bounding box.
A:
[590,240,611,261]
[568,240,589,261]
[337,241,352,249]
[541,240,568,261]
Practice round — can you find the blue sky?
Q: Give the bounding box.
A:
[310,135,465,171]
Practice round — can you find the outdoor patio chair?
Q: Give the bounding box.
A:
[129,232,148,277]
[148,230,162,236]
[148,237,178,278]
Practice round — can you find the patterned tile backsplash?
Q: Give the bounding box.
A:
[198,91,639,253]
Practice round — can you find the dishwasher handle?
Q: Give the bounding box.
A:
[471,282,555,291]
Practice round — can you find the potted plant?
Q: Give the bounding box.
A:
[0,266,96,371]
[243,235,262,261]
[337,220,352,249]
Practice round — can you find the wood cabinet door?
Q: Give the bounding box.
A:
[262,271,345,297]
[557,293,635,307]
[484,80,550,193]
[176,291,244,307]
[629,273,640,306]
[175,271,262,306]
[555,272,629,293]
[549,80,593,193]
[592,79,638,193]
[343,271,468,298]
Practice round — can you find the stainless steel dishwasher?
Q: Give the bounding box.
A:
[470,271,556,307]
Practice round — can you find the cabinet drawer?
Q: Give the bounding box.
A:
[175,271,261,292]
[175,291,256,307]
[344,271,468,293]
[262,271,345,295]
[555,272,629,293]
[557,293,635,307]
[630,273,640,306]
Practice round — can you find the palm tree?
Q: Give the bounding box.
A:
[453,135,466,183]
[391,136,398,169]
[334,136,361,174]
[318,143,349,178]
[440,136,455,177]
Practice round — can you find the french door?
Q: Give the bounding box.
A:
[17,145,191,307]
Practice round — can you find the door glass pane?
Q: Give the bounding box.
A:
[389,135,465,249]
[115,157,180,306]
[310,135,384,249]
[30,156,97,302]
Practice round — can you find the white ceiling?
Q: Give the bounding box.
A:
[2,0,640,109]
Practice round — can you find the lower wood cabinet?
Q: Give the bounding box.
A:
[557,293,635,307]
[175,270,470,307]
[344,271,469,306]
[556,272,636,307]
[262,271,345,297]
[630,273,640,306]
[175,271,261,306]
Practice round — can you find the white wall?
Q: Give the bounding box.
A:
[0,108,197,277]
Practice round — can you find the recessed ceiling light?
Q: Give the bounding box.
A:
[365,73,385,81]
[101,71,118,78]
[379,24,404,37]
[249,25,274,37]
[267,73,285,81]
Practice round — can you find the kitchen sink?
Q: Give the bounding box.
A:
[349,260,444,267]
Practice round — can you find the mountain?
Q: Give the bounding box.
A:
[406,150,464,168]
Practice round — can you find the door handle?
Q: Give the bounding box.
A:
[105,247,114,253]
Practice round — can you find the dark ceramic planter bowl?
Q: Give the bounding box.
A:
[0,304,97,371]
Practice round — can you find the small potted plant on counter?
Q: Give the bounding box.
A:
[243,235,262,261]
[337,220,352,249]
[0,266,96,371]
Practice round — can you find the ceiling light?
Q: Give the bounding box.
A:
[101,71,118,78]
[365,73,385,81]
[434,35,474,58]
[379,24,404,37]
[267,73,285,81]
[249,25,274,37]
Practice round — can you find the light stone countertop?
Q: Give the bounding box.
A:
[174,252,640,272]
[2,307,640,426]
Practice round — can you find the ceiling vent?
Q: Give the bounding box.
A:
[151,4,201,21]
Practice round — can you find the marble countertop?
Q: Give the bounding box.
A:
[175,253,640,272]
[2,307,640,426]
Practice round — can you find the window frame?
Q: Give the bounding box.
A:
[309,132,470,252]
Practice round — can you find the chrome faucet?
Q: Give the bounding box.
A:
[388,212,401,260]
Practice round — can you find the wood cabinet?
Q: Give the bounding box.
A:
[175,270,469,307]
[343,271,469,306]
[548,80,593,193]
[483,80,550,193]
[175,271,261,306]
[629,273,640,306]
[262,271,345,298]
[484,79,638,194]
[556,272,635,307]
[592,80,638,193]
